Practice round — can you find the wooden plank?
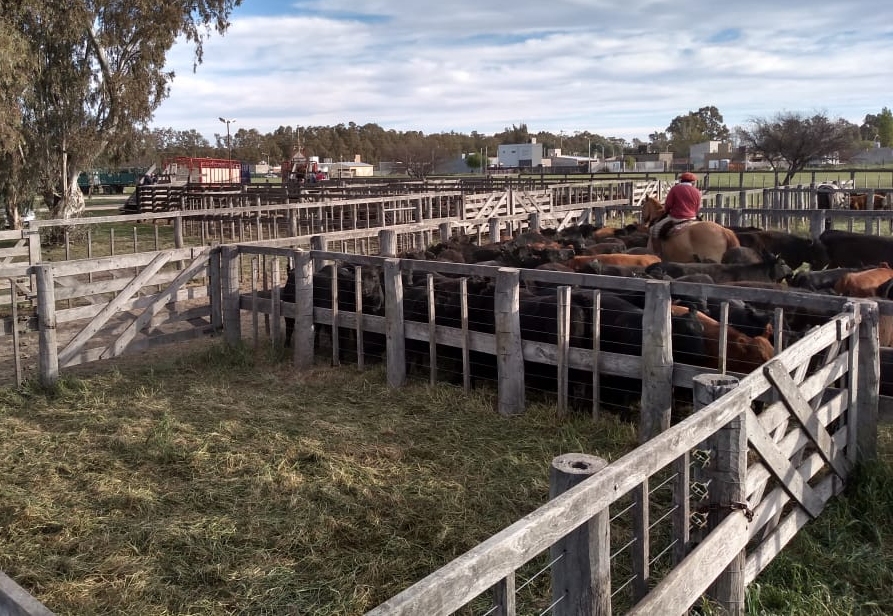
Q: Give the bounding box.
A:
[384,258,406,387]
[55,286,209,324]
[626,513,749,616]
[63,324,215,367]
[57,252,171,367]
[747,390,848,499]
[99,253,209,361]
[754,351,849,437]
[49,247,198,277]
[0,569,56,616]
[495,268,524,416]
[745,472,842,585]
[748,429,847,543]
[641,280,673,442]
[764,360,852,479]
[556,286,571,415]
[745,409,824,518]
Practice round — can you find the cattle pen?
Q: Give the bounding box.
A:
[0,178,891,614]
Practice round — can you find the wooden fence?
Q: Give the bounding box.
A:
[365,301,878,615]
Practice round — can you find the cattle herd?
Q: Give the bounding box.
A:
[283,223,893,413]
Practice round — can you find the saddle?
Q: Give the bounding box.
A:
[657,216,703,240]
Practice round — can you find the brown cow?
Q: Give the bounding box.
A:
[671,305,774,374]
[849,192,887,210]
[833,264,893,297]
[592,253,661,267]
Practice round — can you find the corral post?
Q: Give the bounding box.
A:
[220,245,242,346]
[808,210,825,240]
[379,229,397,257]
[495,267,525,416]
[549,453,610,616]
[35,265,59,387]
[439,222,452,243]
[292,250,315,369]
[384,258,406,388]
[208,247,222,331]
[528,212,541,232]
[694,374,745,615]
[640,280,673,442]
[855,300,879,461]
[270,258,282,347]
[173,214,184,249]
[489,217,501,242]
[592,207,605,228]
[289,207,299,237]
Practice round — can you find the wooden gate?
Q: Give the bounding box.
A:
[34,247,218,384]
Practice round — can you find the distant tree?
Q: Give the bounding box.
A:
[736,111,861,185]
[495,123,529,144]
[4,0,240,232]
[666,106,730,156]
[464,152,482,172]
[649,131,670,152]
[877,108,893,147]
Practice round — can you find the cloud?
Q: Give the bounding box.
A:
[150,1,893,142]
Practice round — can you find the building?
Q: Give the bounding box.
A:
[689,141,748,170]
[850,146,893,165]
[325,155,374,178]
[497,138,545,168]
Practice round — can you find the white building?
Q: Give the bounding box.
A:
[497,138,545,168]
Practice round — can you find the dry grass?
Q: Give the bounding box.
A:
[0,342,636,615]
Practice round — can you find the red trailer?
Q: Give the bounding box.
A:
[163,157,243,187]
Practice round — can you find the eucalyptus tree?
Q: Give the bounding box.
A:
[3,0,240,230]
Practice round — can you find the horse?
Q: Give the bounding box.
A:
[642,195,740,263]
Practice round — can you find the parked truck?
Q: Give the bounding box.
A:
[77,168,145,194]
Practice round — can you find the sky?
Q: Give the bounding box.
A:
[150,0,893,145]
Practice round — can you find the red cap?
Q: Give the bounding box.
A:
[680,172,697,182]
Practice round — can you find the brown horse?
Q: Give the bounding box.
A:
[642,195,740,263]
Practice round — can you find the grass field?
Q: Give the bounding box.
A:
[0,341,890,615]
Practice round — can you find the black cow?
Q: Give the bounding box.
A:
[819,229,893,268]
[586,292,707,414]
[645,254,792,285]
[283,263,385,365]
[736,229,828,269]
[401,276,497,385]
[789,266,874,292]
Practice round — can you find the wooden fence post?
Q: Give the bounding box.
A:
[379,229,397,257]
[384,258,406,388]
[270,258,282,347]
[640,280,673,442]
[550,453,610,616]
[855,300,879,461]
[221,245,242,346]
[439,222,452,244]
[208,247,222,330]
[528,212,541,232]
[495,267,524,416]
[489,217,501,242]
[293,250,315,369]
[35,265,59,387]
[694,374,745,615]
[808,210,825,240]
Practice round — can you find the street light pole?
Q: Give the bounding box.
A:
[218,117,236,160]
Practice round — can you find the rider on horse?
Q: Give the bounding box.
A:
[648,171,702,256]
